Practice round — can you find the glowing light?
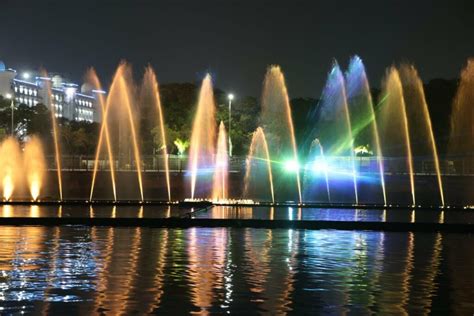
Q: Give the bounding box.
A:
[3,175,13,201]
[228,93,234,101]
[312,160,329,173]
[65,87,76,101]
[5,93,12,99]
[22,72,30,79]
[284,159,300,173]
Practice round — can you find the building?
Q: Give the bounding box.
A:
[0,60,103,123]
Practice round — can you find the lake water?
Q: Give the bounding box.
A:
[1,204,474,224]
[0,225,472,314]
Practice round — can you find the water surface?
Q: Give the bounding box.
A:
[0,226,472,314]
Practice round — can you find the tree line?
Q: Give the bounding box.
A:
[0,78,457,157]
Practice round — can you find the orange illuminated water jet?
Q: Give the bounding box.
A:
[100,63,144,201]
[244,127,275,203]
[212,122,229,200]
[188,74,216,199]
[41,70,63,200]
[141,67,171,201]
[399,64,445,206]
[378,67,416,205]
[0,137,21,200]
[88,68,117,201]
[260,66,301,202]
[23,136,46,201]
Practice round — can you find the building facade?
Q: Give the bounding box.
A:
[0,60,102,123]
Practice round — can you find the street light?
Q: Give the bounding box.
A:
[22,72,30,80]
[227,93,234,157]
[5,93,14,136]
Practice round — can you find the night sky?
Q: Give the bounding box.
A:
[1,0,473,97]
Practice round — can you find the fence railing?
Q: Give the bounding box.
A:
[44,154,474,176]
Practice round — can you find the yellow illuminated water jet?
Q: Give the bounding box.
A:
[188,74,216,199]
[23,136,46,201]
[399,64,445,206]
[141,67,171,201]
[41,70,63,201]
[212,122,229,200]
[377,67,416,205]
[88,68,117,201]
[244,127,275,203]
[0,137,22,200]
[260,66,301,202]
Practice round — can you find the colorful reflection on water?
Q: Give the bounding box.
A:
[0,227,472,314]
[1,205,473,224]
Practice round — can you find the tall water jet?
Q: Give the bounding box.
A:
[0,138,22,200]
[377,67,415,205]
[243,127,275,203]
[41,70,63,200]
[399,64,445,206]
[303,138,330,202]
[88,68,117,201]
[140,66,171,201]
[346,56,386,205]
[260,66,301,202]
[310,62,358,203]
[212,122,229,200]
[449,59,474,172]
[23,136,46,201]
[188,74,216,199]
[106,63,144,201]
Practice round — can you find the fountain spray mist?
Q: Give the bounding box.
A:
[212,122,229,200]
[88,68,117,201]
[243,127,275,203]
[24,136,46,201]
[141,67,171,201]
[0,138,22,200]
[188,74,216,199]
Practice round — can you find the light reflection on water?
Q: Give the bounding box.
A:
[0,227,472,314]
[1,205,473,224]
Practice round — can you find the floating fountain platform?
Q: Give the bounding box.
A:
[0,198,471,211]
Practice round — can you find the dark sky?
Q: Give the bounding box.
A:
[0,0,473,98]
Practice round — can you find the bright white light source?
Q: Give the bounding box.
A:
[228,93,234,101]
[65,87,76,101]
[312,160,329,173]
[284,159,300,173]
[5,93,12,99]
[22,72,30,79]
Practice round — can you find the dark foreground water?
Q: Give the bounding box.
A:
[0,226,472,314]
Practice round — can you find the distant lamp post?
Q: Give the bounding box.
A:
[5,93,14,136]
[22,72,30,80]
[227,93,234,157]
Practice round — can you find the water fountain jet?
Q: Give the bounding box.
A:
[399,64,445,206]
[260,66,301,202]
[212,122,229,201]
[243,127,275,203]
[188,74,216,199]
[140,66,171,201]
[377,67,415,205]
[88,68,117,201]
[23,136,46,201]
